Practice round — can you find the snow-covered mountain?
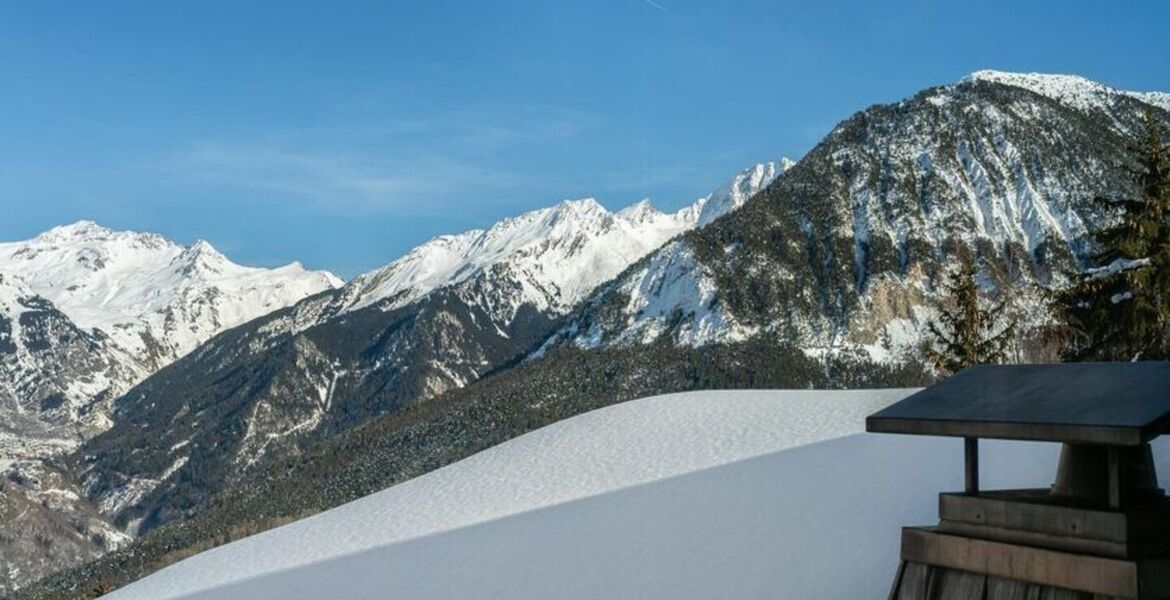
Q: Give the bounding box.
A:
[696,158,794,226]
[342,197,698,316]
[0,221,342,366]
[340,158,792,319]
[0,223,339,593]
[99,389,1106,600]
[73,160,787,537]
[550,71,1170,359]
[0,221,340,443]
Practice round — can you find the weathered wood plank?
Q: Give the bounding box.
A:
[985,575,1038,600]
[901,528,1140,597]
[895,561,932,600]
[933,567,986,600]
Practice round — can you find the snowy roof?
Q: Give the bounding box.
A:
[866,363,1170,446]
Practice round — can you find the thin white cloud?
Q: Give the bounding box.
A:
[260,105,595,150]
[171,144,527,216]
[641,0,668,12]
[159,105,597,216]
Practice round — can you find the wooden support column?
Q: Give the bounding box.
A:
[1107,446,1121,509]
[965,437,979,495]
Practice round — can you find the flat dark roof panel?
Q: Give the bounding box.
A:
[866,363,1170,445]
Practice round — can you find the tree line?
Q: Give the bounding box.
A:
[926,111,1170,372]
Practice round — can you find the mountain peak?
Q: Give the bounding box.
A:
[960,70,1170,112]
[616,199,663,224]
[695,158,790,226]
[555,197,607,216]
[37,220,114,242]
[0,224,341,361]
[31,221,176,253]
[186,239,225,258]
[175,239,231,276]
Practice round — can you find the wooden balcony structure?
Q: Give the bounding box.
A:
[867,363,1170,599]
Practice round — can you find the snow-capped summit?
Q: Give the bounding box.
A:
[555,196,606,215]
[174,239,233,277]
[35,219,109,240]
[0,223,341,362]
[697,159,793,226]
[964,70,1170,113]
[615,198,663,224]
[24,219,172,260]
[0,224,344,565]
[342,196,687,316]
[0,222,342,452]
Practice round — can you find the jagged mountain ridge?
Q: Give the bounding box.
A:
[341,197,696,316]
[72,162,787,536]
[339,158,793,318]
[549,71,1169,359]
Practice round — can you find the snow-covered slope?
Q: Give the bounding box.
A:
[104,389,1144,600]
[0,221,341,364]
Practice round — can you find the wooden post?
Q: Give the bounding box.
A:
[1107,446,1121,509]
[965,437,979,495]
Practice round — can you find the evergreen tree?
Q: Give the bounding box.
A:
[1056,111,1170,361]
[925,254,1016,374]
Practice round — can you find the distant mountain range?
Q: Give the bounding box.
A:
[74,159,789,535]
[0,158,787,593]
[7,70,1170,597]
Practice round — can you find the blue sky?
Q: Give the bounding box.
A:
[2,1,1167,278]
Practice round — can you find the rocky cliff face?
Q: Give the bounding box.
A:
[0,273,134,443]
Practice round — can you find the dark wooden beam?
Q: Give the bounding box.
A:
[865,417,1144,446]
[964,437,979,494]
